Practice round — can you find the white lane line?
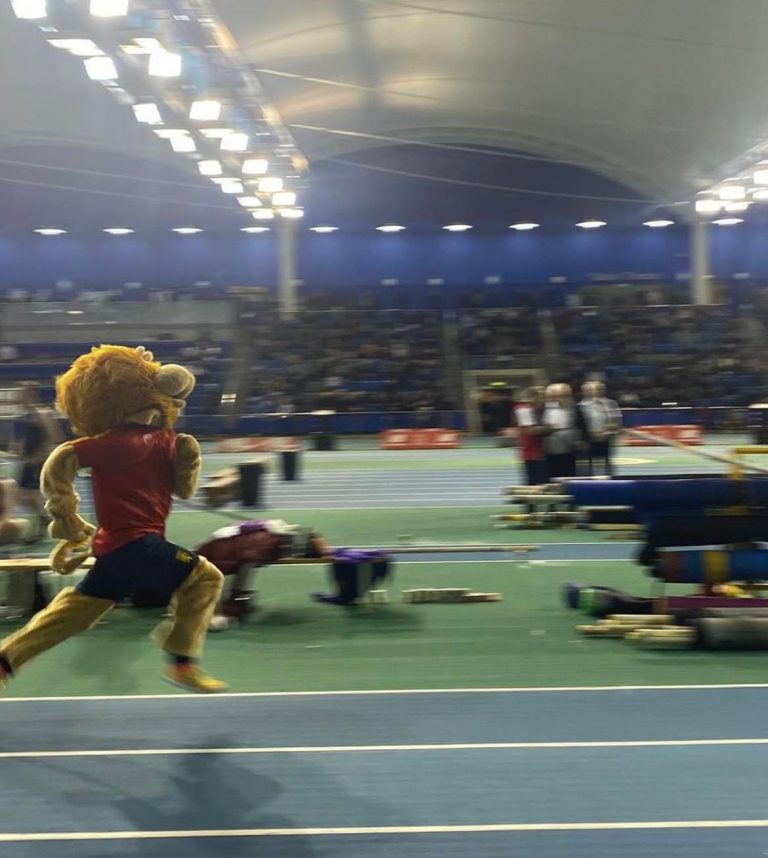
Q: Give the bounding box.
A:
[3,683,768,703]
[2,820,768,841]
[2,737,767,760]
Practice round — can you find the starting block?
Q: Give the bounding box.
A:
[403,589,502,603]
[201,468,240,507]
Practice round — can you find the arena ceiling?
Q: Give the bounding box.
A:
[3,0,768,230]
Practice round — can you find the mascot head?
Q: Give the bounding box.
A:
[55,345,196,437]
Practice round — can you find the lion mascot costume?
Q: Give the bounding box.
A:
[0,345,226,693]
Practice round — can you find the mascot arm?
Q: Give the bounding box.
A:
[173,433,201,500]
[40,443,96,542]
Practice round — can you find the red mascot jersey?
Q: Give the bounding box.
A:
[72,425,177,556]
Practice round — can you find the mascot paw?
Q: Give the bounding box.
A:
[49,514,96,544]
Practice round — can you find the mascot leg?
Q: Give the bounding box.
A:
[0,587,114,676]
[152,558,226,694]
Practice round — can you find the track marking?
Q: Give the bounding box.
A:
[2,737,768,760]
[3,820,768,841]
[3,683,768,703]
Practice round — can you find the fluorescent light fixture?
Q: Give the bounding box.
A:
[172,227,202,234]
[241,227,270,234]
[376,224,406,233]
[576,220,606,229]
[643,219,675,228]
[754,168,768,186]
[11,0,46,19]
[148,50,182,77]
[153,128,188,139]
[712,218,744,226]
[90,0,129,16]
[48,39,103,57]
[509,223,540,231]
[718,184,746,201]
[169,135,196,153]
[695,198,721,214]
[120,37,160,55]
[242,159,269,175]
[200,128,234,139]
[257,177,283,193]
[724,201,750,212]
[198,160,223,177]
[279,208,304,219]
[309,226,338,233]
[84,56,118,81]
[220,180,244,195]
[252,209,275,220]
[190,100,221,121]
[443,224,472,232]
[132,103,162,125]
[34,228,65,236]
[272,191,297,207]
[753,189,768,201]
[237,197,262,208]
[221,132,249,152]
[103,227,134,235]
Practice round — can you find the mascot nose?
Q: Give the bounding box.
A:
[155,365,196,403]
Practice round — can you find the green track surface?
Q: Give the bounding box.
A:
[3,437,768,698]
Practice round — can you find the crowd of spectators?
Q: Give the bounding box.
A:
[459,308,542,369]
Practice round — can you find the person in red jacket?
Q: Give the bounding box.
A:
[513,387,549,497]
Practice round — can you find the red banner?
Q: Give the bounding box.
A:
[380,429,461,450]
[624,425,703,446]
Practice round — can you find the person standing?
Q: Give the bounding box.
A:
[513,387,548,503]
[13,383,62,541]
[542,383,579,480]
[579,381,622,476]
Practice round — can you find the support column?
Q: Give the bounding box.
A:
[277,217,298,319]
[691,217,712,305]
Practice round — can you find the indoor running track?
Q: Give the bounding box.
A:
[2,685,768,857]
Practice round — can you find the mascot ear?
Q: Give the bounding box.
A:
[156,364,196,403]
[136,346,155,362]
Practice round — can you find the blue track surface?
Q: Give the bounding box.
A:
[2,688,768,856]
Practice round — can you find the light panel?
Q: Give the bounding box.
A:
[241,227,270,234]
[724,201,750,213]
[48,39,103,57]
[712,218,744,226]
[169,135,196,153]
[173,227,202,234]
[257,177,283,193]
[35,228,65,236]
[309,226,338,233]
[754,168,768,186]
[11,0,46,19]
[198,160,223,177]
[509,222,539,231]
[220,132,249,152]
[576,221,606,229]
[443,224,472,232]
[103,228,134,235]
[279,208,304,219]
[148,50,182,77]
[753,189,768,201]
[272,191,297,207]
[84,56,118,81]
[190,100,222,121]
[237,196,262,208]
[220,180,244,194]
[695,198,721,214]
[718,184,746,201]
[132,103,162,125]
[200,128,234,139]
[252,209,275,220]
[242,159,269,175]
[643,220,675,228]
[376,224,406,233]
[90,0,129,16]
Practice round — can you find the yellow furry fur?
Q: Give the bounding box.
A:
[55,345,181,436]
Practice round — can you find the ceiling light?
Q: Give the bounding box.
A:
[754,168,768,186]
[132,103,162,125]
[509,223,540,231]
[443,223,472,232]
[198,160,223,177]
[576,221,606,229]
[237,196,262,208]
[712,218,744,226]
[257,177,283,193]
[48,39,103,57]
[242,159,269,175]
[643,220,675,228]
[220,132,249,152]
[724,201,750,212]
[90,0,129,16]
[190,100,221,122]
[153,128,188,139]
[148,50,182,78]
[35,228,65,236]
[220,180,244,194]
[718,184,746,201]
[241,227,270,234]
[695,198,722,214]
[11,0,46,18]
[753,189,768,201]
[377,224,406,233]
[309,226,338,233]
[120,37,161,55]
[169,135,196,153]
[84,56,118,81]
[252,209,275,220]
[200,128,234,139]
[272,191,297,207]
[103,227,134,235]
[173,227,202,234]
[279,208,304,219]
